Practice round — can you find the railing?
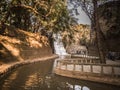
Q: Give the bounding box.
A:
[71,54,99,59]
[56,57,100,64]
[55,60,120,77]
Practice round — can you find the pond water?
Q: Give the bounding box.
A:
[0,60,119,90]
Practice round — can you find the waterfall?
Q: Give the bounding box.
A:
[53,33,68,56]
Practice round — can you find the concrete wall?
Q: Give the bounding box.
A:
[57,61,120,76]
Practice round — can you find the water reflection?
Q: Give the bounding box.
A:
[1,71,18,90]
[75,85,82,90]
[0,60,119,90]
[83,86,90,90]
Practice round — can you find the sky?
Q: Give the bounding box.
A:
[67,0,91,25]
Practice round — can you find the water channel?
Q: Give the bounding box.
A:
[0,59,119,90]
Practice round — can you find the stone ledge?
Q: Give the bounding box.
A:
[54,68,120,86]
[0,55,58,80]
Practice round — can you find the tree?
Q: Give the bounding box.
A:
[69,0,115,63]
[92,0,106,63]
[0,0,77,53]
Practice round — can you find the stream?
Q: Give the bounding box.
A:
[0,59,119,90]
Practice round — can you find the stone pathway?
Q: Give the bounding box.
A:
[106,60,120,65]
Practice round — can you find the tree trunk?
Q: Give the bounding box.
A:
[48,33,54,54]
[93,0,106,63]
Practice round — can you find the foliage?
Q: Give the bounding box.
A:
[61,24,90,47]
[68,0,119,63]
[0,0,76,37]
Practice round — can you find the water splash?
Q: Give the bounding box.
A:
[53,33,68,56]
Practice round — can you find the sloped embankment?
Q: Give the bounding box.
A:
[0,25,53,64]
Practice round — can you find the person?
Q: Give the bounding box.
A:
[107,51,115,61]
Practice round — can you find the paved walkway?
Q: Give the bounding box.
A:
[106,59,120,65]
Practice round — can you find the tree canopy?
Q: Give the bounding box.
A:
[0,0,77,37]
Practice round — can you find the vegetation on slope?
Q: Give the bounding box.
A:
[0,25,52,64]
